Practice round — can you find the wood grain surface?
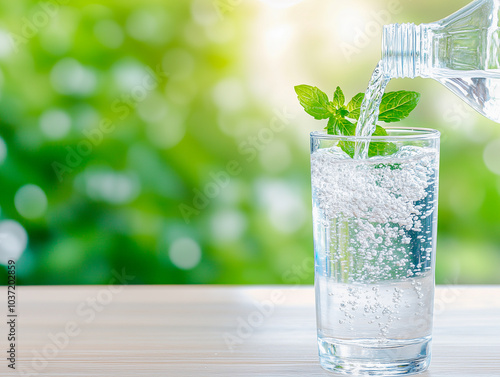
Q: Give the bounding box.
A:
[1,286,499,376]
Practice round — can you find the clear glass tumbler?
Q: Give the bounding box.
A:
[311,128,440,375]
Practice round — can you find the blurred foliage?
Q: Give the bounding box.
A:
[0,0,499,285]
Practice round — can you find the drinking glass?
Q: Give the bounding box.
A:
[311,128,440,375]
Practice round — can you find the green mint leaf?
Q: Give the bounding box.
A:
[332,86,345,108]
[334,118,356,157]
[346,93,364,120]
[326,117,355,136]
[368,125,398,158]
[339,140,355,158]
[378,91,420,123]
[336,118,355,136]
[326,117,336,134]
[294,85,331,120]
[372,124,388,136]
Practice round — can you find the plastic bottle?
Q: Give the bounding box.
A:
[382,0,500,122]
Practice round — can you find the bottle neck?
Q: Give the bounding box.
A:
[382,23,431,79]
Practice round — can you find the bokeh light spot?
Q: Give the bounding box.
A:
[112,59,148,92]
[94,19,124,49]
[137,93,168,123]
[39,109,71,140]
[183,22,207,47]
[126,9,171,44]
[256,180,306,233]
[212,78,245,112]
[75,167,141,205]
[483,138,500,175]
[259,140,292,173]
[0,29,14,59]
[0,136,7,165]
[146,109,186,149]
[264,24,293,57]
[169,238,202,270]
[15,185,48,219]
[73,104,100,132]
[38,6,78,56]
[258,0,305,8]
[165,78,197,105]
[162,49,195,80]
[335,6,368,43]
[0,220,28,265]
[210,210,247,243]
[448,184,485,217]
[205,21,236,44]
[191,0,219,26]
[50,58,97,96]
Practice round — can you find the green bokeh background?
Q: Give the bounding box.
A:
[0,0,499,285]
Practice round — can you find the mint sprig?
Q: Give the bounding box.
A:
[294,85,420,158]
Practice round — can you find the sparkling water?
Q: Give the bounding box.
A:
[316,274,433,341]
[311,144,439,374]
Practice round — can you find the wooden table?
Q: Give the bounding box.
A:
[1,286,500,376]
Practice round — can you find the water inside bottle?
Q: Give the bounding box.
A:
[436,75,500,123]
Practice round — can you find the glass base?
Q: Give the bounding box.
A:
[318,337,431,376]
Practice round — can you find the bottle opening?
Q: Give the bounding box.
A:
[382,23,427,79]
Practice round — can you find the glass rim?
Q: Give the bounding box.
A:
[310,127,440,142]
